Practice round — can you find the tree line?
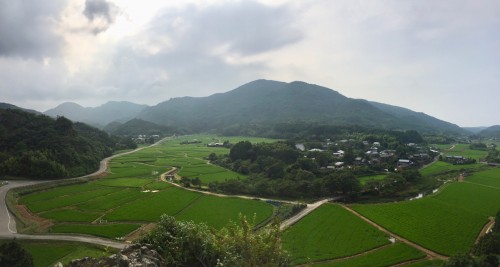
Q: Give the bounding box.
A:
[0,109,136,179]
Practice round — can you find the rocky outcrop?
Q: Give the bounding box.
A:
[61,244,165,267]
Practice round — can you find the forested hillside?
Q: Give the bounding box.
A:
[0,109,124,179]
[136,80,467,135]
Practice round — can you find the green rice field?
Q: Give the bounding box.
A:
[419,161,484,177]
[312,243,426,267]
[17,135,277,239]
[282,204,390,265]
[352,167,500,256]
[434,144,489,161]
[0,240,114,267]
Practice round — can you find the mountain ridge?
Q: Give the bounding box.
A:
[136,79,466,134]
[44,101,148,128]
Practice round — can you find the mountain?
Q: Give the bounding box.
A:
[0,108,117,179]
[0,102,41,114]
[44,101,148,128]
[463,127,488,134]
[477,125,500,138]
[136,79,466,134]
[103,118,177,136]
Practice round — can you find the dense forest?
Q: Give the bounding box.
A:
[0,109,134,179]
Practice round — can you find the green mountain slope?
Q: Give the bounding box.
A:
[478,125,500,138]
[137,80,466,134]
[103,118,177,136]
[44,101,148,128]
[0,109,117,179]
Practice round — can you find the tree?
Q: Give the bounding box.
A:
[0,240,34,267]
[138,215,290,267]
[229,141,256,161]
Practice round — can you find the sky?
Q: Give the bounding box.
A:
[1,0,499,127]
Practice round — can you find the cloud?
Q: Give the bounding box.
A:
[0,0,66,59]
[82,1,304,99]
[83,0,119,34]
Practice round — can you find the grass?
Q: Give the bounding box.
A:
[313,243,426,267]
[282,204,390,265]
[49,223,141,239]
[352,169,500,256]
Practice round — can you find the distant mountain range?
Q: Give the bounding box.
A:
[135,80,467,134]
[477,125,500,138]
[0,102,41,115]
[44,101,148,128]
[4,80,489,135]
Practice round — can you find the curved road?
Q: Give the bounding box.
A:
[0,137,171,249]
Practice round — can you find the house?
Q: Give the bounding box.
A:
[397,159,413,168]
[207,142,224,147]
[373,142,381,147]
[295,144,305,151]
[309,148,324,152]
[332,150,345,158]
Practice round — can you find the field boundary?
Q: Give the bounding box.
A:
[341,205,449,260]
[295,243,394,267]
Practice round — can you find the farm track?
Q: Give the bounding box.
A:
[0,136,172,249]
[159,167,340,232]
[342,205,449,261]
[476,217,495,244]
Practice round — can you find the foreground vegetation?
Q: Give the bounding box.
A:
[138,214,290,266]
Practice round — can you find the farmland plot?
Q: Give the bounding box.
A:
[282,204,390,265]
[352,169,500,255]
[16,135,277,239]
[313,243,426,267]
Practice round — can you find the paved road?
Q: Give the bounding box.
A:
[0,137,172,249]
[280,198,334,230]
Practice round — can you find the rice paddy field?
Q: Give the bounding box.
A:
[0,240,114,267]
[434,143,489,161]
[312,243,426,267]
[282,204,391,265]
[419,161,485,177]
[352,167,500,256]
[16,135,276,239]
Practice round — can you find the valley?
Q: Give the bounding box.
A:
[2,134,499,266]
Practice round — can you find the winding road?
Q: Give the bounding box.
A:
[0,137,171,249]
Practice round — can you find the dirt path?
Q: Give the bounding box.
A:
[342,205,449,260]
[476,217,495,244]
[159,167,300,205]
